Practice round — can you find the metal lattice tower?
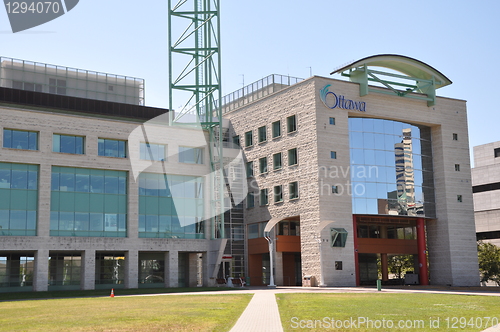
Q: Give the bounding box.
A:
[168,0,224,238]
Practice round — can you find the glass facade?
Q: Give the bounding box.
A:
[178,147,203,164]
[0,254,34,288]
[138,173,204,239]
[349,118,435,217]
[50,167,127,237]
[0,163,38,236]
[95,254,125,286]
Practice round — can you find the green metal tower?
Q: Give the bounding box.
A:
[168,0,224,238]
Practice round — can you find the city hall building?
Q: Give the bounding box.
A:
[0,57,236,292]
[223,55,479,287]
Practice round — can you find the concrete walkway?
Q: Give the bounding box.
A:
[229,290,283,332]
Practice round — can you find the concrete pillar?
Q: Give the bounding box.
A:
[37,163,52,237]
[381,253,389,281]
[168,250,178,288]
[124,250,138,289]
[33,249,49,292]
[352,215,360,286]
[8,255,21,285]
[81,249,95,290]
[274,251,283,286]
[188,253,198,287]
[202,252,209,287]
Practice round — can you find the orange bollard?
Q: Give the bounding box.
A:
[110,288,115,297]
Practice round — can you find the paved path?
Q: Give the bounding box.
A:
[229,290,283,332]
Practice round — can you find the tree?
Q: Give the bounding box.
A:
[477,241,500,286]
[387,255,414,279]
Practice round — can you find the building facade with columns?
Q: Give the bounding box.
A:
[223,55,479,287]
[0,57,231,292]
[472,141,500,247]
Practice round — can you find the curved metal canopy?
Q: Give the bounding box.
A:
[331,54,452,88]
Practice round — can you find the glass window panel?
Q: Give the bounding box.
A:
[90,175,104,194]
[366,199,378,214]
[60,135,75,153]
[350,132,364,149]
[52,134,60,152]
[59,212,74,230]
[118,176,127,195]
[349,118,362,131]
[363,132,375,150]
[373,119,385,133]
[146,215,158,232]
[27,211,36,230]
[27,171,38,190]
[376,182,388,198]
[90,213,103,231]
[10,210,26,229]
[105,214,118,231]
[138,215,146,232]
[105,176,119,194]
[3,129,12,148]
[364,149,375,165]
[11,170,28,189]
[351,149,364,165]
[365,183,377,198]
[146,178,159,196]
[50,211,59,230]
[75,213,89,231]
[353,198,367,214]
[0,210,9,229]
[75,174,89,192]
[28,132,38,150]
[12,130,29,150]
[98,138,105,156]
[384,134,397,151]
[0,169,10,189]
[119,141,126,158]
[352,182,367,198]
[374,134,385,151]
[362,118,374,132]
[60,173,75,192]
[105,139,119,157]
[118,214,126,231]
[51,172,60,191]
[159,215,170,232]
[75,136,84,154]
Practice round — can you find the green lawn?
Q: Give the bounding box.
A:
[0,293,252,331]
[277,293,500,332]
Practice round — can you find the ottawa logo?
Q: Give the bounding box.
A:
[3,0,79,33]
[320,84,366,112]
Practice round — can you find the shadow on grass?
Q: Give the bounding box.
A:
[0,286,238,302]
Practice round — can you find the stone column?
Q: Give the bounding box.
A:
[125,250,138,289]
[168,250,178,288]
[33,249,49,292]
[81,249,95,290]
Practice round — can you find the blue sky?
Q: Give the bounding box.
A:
[1,0,499,163]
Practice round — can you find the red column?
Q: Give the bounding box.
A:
[416,218,429,285]
[381,253,388,281]
[353,215,360,286]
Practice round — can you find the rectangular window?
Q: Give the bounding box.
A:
[289,181,299,199]
[287,115,297,133]
[331,228,348,247]
[457,195,462,202]
[248,223,259,239]
[12,80,42,92]
[140,143,166,161]
[330,151,337,159]
[53,134,84,154]
[179,146,204,164]
[247,192,255,208]
[98,138,127,158]
[288,148,298,166]
[245,131,253,147]
[233,136,240,147]
[246,161,254,177]
[3,129,38,150]
[455,164,460,171]
[258,126,267,143]
[49,78,66,95]
[273,153,282,170]
[260,188,268,206]
[453,133,458,141]
[259,157,268,174]
[274,185,283,203]
[329,117,336,125]
[495,148,500,158]
[332,185,338,194]
[272,121,281,138]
